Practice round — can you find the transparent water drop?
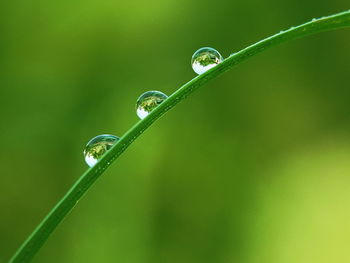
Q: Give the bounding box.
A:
[312,18,317,22]
[136,90,168,119]
[83,134,120,167]
[191,47,223,74]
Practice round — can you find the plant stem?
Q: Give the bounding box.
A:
[9,10,350,263]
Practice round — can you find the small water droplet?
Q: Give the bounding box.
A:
[312,18,317,22]
[136,91,168,119]
[191,47,223,74]
[83,134,120,167]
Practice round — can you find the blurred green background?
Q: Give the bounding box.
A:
[1,0,350,262]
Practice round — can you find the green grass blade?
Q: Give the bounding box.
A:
[9,10,350,263]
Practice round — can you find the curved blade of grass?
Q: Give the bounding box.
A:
[9,10,350,263]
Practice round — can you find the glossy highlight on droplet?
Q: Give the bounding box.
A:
[136,90,168,119]
[191,47,223,74]
[83,134,120,167]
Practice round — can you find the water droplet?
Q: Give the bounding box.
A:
[83,134,120,167]
[312,18,317,22]
[136,90,168,119]
[191,47,223,74]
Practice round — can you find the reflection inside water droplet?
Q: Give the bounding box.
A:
[191,47,223,74]
[83,134,120,167]
[136,91,168,119]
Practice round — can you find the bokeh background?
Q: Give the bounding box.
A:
[1,0,350,262]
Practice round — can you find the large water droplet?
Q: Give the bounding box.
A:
[191,47,223,74]
[136,91,168,119]
[84,134,120,167]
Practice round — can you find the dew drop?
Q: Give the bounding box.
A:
[83,134,120,167]
[136,90,168,119]
[312,18,317,22]
[191,47,223,74]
